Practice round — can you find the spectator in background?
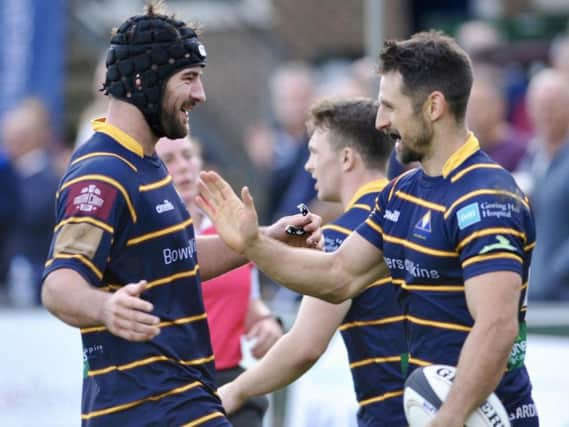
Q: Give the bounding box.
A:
[550,34,569,82]
[156,135,283,427]
[455,19,503,61]
[525,69,569,301]
[516,68,569,196]
[2,98,59,306]
[466,68,528,172]
[248,62,317,223]
[0,149,21,304]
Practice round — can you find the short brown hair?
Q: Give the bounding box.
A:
[307,97,393,171]
[379,30,473,122]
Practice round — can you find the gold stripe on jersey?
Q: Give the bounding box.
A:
[456,227,527,251]
[345,179,387,211]
[57,174,137,223]
[88,354,215,377]
[388,169,415,202]
[102,266,200,293]
[382,233,458,257]
[139,175,173,192]
[364,277,391,290]
[339,315,405,331]
[92,118,144,158]
[127,217,193,246]
[181,411,225,427]
[350,355,402,369]
[406,315,472,332]
[322,224,351,236]
[81,381,202,420]
[365,218,383,235]
[441,133,480,178]
[392,278,464,292]
[524,241,536,251]
[408,356,432,367]
[359,390,404,407]
[350,203,372,212]
[521,306,527,312]
[462,251,523,268]
[54,216,114,234]
[521,282,528,290]
[80,312,208,334]
[145,266,200,290]
[394,191,446,212]
[70,152,138,172]
[45,253,103,280]
[159,313,208,328]
[450,163,503,183]
[445,189,530,219]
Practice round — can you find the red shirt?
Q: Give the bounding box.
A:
[201,224,252,370]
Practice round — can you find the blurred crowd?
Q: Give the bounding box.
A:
[2,20,569,309]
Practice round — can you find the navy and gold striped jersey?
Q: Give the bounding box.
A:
[43,120,226,427]
[323,179,407,427]
[356,134,535,409]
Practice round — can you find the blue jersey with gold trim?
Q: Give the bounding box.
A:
[356,135,536,411]
[323,179,407,427]
[43,120,226,427]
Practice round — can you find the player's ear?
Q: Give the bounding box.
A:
[341,147,355,172]
[425,91,445,121]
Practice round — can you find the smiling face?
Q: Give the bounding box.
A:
[304,128,343,202]
[161,67,206,139]
[155,136,203,206]
[375,71,433,165]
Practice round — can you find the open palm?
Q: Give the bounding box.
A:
[196,170,260,254]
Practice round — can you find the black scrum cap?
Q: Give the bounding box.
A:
[103,12,207,137]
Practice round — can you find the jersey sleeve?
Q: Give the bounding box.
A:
[446,188,535,281]
[43,165,135,287]
[355,183,391,251]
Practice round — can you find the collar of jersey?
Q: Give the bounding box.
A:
[91,118,144,158]
[441,132,479,178]
[345,178,388,212]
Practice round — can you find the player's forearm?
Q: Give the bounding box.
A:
[42,269,110,328]
[196,235,248,280]
[435,318,518,424]
[231,332,319,399]
[245,234,355,303]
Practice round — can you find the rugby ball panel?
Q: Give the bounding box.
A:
[403,365,511,427]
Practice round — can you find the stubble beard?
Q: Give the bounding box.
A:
[161,108,189,139]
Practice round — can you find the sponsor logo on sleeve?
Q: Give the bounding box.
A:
[65,181,118,221]
[456,202,481,230]
[479,235,517,254]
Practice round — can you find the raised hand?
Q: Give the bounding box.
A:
[100,280,161,341]
[196,170,261,254]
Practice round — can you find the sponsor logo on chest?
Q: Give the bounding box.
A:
[384,209,401,222]
[155,199,175,214]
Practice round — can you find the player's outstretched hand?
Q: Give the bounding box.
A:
[218,382,245,415]
[100,280,161,341]
[196,170,260,254]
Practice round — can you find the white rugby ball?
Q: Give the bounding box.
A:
[403,365,511,427]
